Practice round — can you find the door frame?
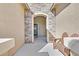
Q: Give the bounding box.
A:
[32,12,49,43]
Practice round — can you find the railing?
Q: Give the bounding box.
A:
[47,30,70,56]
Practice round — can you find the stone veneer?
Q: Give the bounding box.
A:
[25,3,56,43]
[25,10,33,43]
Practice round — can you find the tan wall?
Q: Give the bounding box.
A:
[34,16,46,37]
[56,3,79,37]
[0,4,25,55]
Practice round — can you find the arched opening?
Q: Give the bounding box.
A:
[32,13,47,43]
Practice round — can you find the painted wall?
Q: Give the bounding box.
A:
[0,4,25,55]
[56,3,79,37]
[34,16,46,37]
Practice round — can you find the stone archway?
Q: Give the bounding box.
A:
[25,3,56,43]
[32,13,49,42]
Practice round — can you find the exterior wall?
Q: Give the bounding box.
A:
[0,4,25,55]
[56,3,79,37]
[34,16,46,37]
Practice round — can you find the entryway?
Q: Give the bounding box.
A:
[14,36,48,56]
[34,15,47,42]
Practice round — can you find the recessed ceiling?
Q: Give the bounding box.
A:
[51,3,70,16]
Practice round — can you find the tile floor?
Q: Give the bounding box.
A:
[14,36,49,56]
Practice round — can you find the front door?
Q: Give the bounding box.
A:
[34,24,38,38]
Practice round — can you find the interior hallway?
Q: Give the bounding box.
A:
[14,36,48,56]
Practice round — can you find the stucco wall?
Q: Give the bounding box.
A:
[56,3,79,37]
[34,16,46,37]
[0,4,25,55]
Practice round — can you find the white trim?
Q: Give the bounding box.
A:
[32,14,34,43]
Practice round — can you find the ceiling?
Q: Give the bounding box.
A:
[27,3,53,13]
[25,3,70,16]
[51,3,70,16]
